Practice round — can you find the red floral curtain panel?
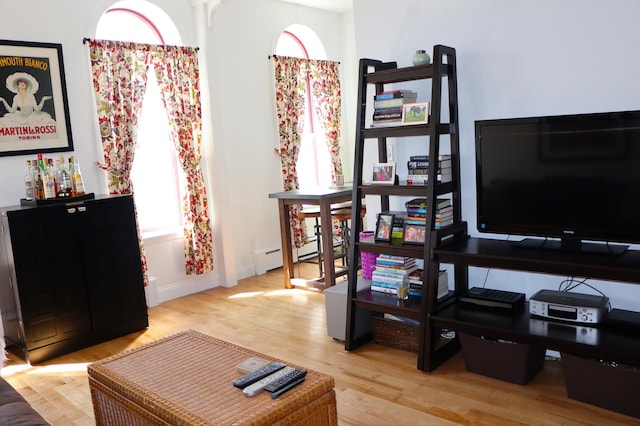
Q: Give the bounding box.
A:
[88,39,151,285]
[273,56,308,248]
[88,39,213,277]
[150,44,213,275]
[273,56,342,247]
[307,59,343,182]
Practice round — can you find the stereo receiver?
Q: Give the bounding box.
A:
[529,290,610,324]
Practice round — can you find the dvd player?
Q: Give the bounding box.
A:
[529,290,609,324]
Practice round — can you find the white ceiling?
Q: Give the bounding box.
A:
[280,0,352,13]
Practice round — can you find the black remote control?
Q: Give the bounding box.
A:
[263,369,307,393]
[271,377,305,399]
[232,362,286,389]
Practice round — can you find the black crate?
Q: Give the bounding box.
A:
[459,332,545,385]
[561,353,640,418]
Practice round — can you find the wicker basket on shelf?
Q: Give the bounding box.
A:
[370,316,418,353]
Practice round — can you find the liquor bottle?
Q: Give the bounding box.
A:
[69,156,86,197]
[56,155,72,198]
[42,158,57,200]
[35,153,46,200]
[24,160,34,200]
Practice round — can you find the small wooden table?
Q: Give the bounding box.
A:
[88,330,337,425]
[269,187,354,290]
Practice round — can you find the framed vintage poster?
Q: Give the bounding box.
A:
[0,39,73,156]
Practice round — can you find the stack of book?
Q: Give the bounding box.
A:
[404,197,454,229]
[407,269,449,298]
[406,154,452,185]
[370,255,419,295]
[371,90,418,127]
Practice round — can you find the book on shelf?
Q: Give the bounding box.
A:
[406,166,452,175]
[409,154,452,161]
[373,264,420,277]
[371,273,409,285]
[374,90,418,100]
[376,254,414,263]
[406,173,452,184]
[373,97,417,109]
[405,198,451,210]
[371,284,400,295]
[407,159,453,170]
[407,270,449,298]
[373,111,402,121]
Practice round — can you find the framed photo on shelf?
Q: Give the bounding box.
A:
[402,222,426,245]
[371,162,396,185]
[402,102,429,125]
[375,213,394,242]
[0,40,74,157]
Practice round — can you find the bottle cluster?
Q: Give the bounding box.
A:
[24,153,86,201]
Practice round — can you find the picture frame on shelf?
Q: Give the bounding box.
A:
[0,39,74,156]
[371,162,396,185]
[375,213,394,242]
[402,223,426,245]
[402,102,429,125]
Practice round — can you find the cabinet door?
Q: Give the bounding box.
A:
[78,196,148,338]
[8,206,92,351]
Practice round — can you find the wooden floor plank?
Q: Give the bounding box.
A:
[2,264,639,425]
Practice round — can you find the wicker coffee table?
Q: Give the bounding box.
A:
[88,330,337,425]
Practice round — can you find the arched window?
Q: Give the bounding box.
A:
[96,1,183,237]
[276,25,331,189]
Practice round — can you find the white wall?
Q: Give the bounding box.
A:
[206,0,357,279]
[352,0,640,310]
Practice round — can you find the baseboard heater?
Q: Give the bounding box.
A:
[252,247,282,275]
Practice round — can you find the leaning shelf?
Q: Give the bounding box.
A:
[345,45,465,372]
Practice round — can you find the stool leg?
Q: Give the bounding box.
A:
[315,218,323,276]
[341,219,349,267]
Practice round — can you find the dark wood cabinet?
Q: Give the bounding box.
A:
[0,194,148,363]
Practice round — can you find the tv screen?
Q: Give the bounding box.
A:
[475,110,640,254]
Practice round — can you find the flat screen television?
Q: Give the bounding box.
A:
[475,110,640,255]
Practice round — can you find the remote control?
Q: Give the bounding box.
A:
[242,366,295,397]
[263,369,307,393]
[271,377,305,399]
[232,362,286,389]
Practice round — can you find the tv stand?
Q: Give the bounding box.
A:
[510,237,628,256]
[426,237,640,370]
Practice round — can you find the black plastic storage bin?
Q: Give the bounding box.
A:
[459,332,545,385]
[561,352,640,418]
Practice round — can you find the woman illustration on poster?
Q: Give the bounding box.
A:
[0,72,54,126]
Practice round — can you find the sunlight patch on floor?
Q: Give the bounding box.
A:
[228,291,264,299]
[2,362,90,376]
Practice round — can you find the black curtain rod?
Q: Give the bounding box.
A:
[82,37,199,50]
[268,54,340,64]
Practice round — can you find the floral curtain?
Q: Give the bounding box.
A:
[88,39,151,285]
[307,59,343,182]
[273,56,308,248]
[273,55,342,247]
[88,39,213,278]
[150,44,213,275]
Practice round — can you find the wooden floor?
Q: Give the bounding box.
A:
[2,265,640,425]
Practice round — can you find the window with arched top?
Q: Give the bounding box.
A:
[276,25,332,189]
[96,0,183,237]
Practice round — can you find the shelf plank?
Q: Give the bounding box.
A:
[432,302,640,366]
[435,237,640,284]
